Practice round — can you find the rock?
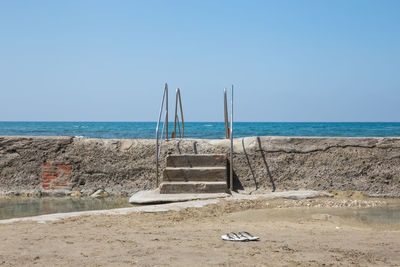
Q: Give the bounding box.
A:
[90,189,109,198]
[19,190,41,197]
[70,191,82,197]
[80,189,93,196]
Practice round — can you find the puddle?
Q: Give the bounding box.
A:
[327,206,400,227]
[229,204,400,229]
[0,197,131,220]
[2,196,400,228]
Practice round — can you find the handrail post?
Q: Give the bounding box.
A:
[165,85,168,140]
[173,89,178,138]
[230,85,234,191]
[178,89,184,138]
[224,88,229,139]
[155,83,168,187]
[172,88,184,139]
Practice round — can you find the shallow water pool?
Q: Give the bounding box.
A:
[0,197,131,220]
[331,206,400,226]
[231,203,400,229]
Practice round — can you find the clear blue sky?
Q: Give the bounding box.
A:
[0,0,399,122]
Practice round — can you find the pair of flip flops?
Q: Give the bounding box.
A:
[221,232,260,242]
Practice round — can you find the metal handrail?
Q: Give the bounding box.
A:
[224,88,230,139]
[156,84,232,190]
[155,83,168,187]
[172,88,184,138]
[224,86,234,191]
[229,85,234,191]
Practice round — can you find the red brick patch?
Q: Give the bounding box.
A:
[42,162,72,190]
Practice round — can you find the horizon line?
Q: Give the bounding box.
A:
[1,121,400,123]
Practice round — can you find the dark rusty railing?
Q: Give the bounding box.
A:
[172,88,184,139]
[224,85,234,191]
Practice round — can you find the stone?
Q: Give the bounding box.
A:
[70,191,82,197]
[90,189,109,198]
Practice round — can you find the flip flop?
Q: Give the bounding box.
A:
[238,231,260,241]
[221,232,247,242]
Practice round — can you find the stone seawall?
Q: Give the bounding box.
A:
[0,136,399,197]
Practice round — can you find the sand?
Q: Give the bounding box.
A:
[0,197,399,266]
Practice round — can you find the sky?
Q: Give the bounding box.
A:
[0,0,399,122]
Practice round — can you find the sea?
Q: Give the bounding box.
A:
[0,122,400,139]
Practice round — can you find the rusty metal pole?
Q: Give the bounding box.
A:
[178,89,184,138]
[172,89,178,138]
[156,83,168,187]
[165,84,168,140]
[230,85,233,191]
[224,88,229,139]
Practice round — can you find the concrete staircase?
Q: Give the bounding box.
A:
[159,154,228,194]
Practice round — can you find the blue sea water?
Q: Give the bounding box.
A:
[0,122,400,139]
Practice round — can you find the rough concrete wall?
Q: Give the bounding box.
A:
[233,137,400,197]
[1,136,399,197]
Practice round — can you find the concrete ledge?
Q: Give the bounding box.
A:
[129,189,230,204]
[2,136,400,197]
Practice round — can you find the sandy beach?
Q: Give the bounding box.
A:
[2,1,399,266]
[1,196,399,266]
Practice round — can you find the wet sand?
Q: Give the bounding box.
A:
[1,197,399,266]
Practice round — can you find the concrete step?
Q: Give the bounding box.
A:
[163,167,227,182]
[160,181,228,194]
[166,154,226,168]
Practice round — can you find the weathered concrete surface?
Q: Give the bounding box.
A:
[129,189,230,204]
[161,154,228,194]
[163,167,227,182]
[1,136,400,197]
[129,189,329,204]
[160,181,229,194]
[166,154,226,167]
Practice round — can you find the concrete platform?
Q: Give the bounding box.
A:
[129,189,230,204]
[128,189,331,204]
